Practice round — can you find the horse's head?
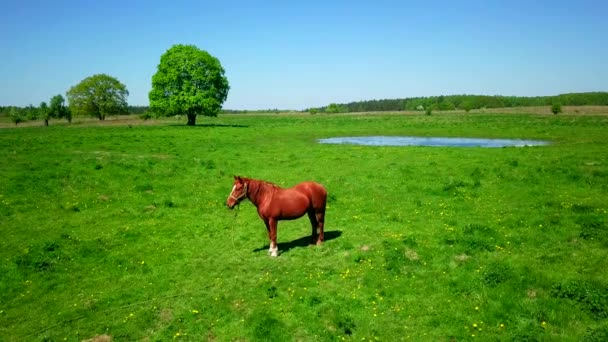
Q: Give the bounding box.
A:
[226,176,248,209]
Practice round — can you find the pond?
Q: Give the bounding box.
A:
[318,136,550,148]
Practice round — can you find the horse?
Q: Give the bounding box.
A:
[226,176,327,257]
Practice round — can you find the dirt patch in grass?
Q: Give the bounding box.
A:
[454,254,470,263]
[159,308,173,322]
[405,249,419,261]
[144,204,157,212]
[81,335,112,342]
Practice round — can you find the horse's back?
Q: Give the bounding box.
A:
[295,181,327,211]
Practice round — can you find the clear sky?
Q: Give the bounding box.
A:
[1,0,607,110]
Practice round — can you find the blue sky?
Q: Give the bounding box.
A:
[1,0,607,110]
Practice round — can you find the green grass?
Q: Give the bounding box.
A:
[1,113,608,341]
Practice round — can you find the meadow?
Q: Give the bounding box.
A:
[1,112,607,341]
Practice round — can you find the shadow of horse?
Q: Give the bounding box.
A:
[253,230,342,255]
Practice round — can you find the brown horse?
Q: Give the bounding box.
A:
[226,176,327,257]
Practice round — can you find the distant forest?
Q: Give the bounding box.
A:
[2,92,607,118]
[310,92,608,113]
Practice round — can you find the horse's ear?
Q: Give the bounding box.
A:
[234,175,242,182]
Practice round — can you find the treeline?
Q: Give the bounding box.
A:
[128,106,150,115]
[0,95,71,126]
[311,92,608,113]
[0,104,151,124]
[0,104,290,123]
[3,92,607,124]
[0,105,147,115]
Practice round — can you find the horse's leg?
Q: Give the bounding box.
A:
[268,218,279,257]
[315,211,325,245]
[264,220,273,255]
[307,210,319,245]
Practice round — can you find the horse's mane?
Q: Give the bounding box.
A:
[241,177,281,203]
[243,177,280,190]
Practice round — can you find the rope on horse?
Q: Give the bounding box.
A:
[229,204,247,261]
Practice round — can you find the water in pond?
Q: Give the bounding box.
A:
[318,136,549,148]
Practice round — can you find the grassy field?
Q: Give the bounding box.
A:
[1,112,607,341]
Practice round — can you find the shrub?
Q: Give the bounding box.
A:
[482,262,512,286]
[577,214,606,242]
[584,325,608,341]
[326,103,348,113]
[455,223,499,253]
[9,107,25,125]
[551,280,608,318]
[139,111,153,120]
[551,103,562,114]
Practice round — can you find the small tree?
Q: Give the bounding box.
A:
[325,103,339,113]
[49,94,71,123]
[65,107,72,123]
[460,100,474,113]
[39,101,50,126]
[551,103,562,115]
[439,101,456,111]
[67,74,129,120]
[149,44,230,126]
[325,103,347,113]
[24,104,38,121]
[9,107,25,125]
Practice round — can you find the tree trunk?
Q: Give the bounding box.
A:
[44,119,49,126]
[187,114,197,126]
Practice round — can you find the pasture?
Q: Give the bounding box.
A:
[1,112,607,341]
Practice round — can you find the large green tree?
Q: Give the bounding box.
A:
[66,74,129,120]
[149,44,230,126]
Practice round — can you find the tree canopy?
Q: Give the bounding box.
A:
[66,74,129,120]
[149,44,230,126]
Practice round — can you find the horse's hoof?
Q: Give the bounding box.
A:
[270,251,278,257]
